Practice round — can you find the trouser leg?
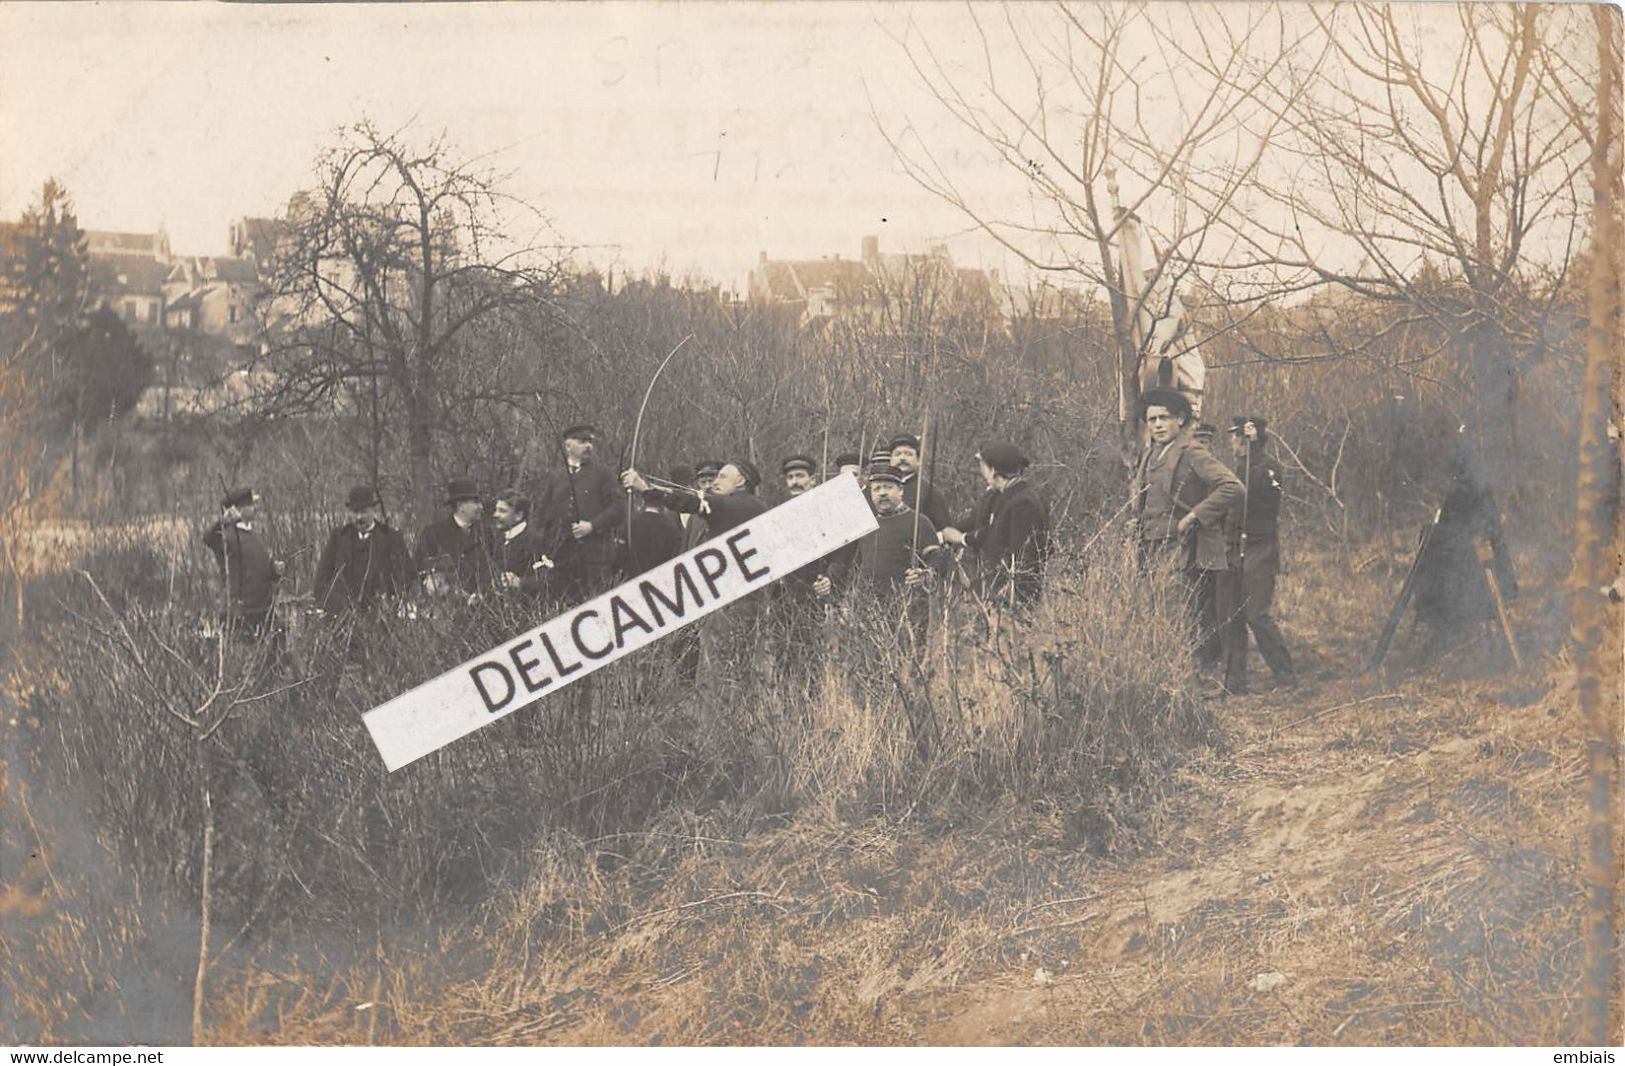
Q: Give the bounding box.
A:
[1216,569,1247,693]
[1244,551,1296,680]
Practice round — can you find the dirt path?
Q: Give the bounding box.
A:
[916,667,1581,1045]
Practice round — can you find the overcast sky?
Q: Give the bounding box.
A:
[0,2,1031,291]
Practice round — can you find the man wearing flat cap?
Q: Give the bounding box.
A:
[203,485,287,645]
[889,433,953,531]
[1225,415,1297,689]
[941,443,1051,607]
[531,423,625,604]
[781,454,817,501]
[672,459,722,554]
[1134,388,1246,695]
[821,466,947,591]
[414,477,494,598]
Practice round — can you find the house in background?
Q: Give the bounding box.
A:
[87,245,171,330]
[748,235,1004,333]
[161,255,261,344]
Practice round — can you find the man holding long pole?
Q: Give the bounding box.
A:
[1227,415,1298,690]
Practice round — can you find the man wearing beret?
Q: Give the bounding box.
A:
[1133,388,1246,695]
[940,443,1051,607]
[203,485,287,646]
[1224,415,1298,689]
[414,478,494,598]
[531,423,626,604]
[889,433,953,531]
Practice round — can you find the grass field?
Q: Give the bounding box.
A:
[0,511,1609,1046]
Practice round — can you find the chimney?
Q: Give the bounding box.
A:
[758,251,768,266]
[861,235,879,268]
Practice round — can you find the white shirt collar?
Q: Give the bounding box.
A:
[504,520,528,542]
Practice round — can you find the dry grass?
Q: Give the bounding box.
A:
[0,510,1600,1046]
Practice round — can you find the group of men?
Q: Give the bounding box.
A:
[204,394,1301,696]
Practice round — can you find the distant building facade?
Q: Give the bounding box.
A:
[748,235,1004,332]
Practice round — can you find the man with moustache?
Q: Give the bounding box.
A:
[531,423,625,604]
[889,433,952,531]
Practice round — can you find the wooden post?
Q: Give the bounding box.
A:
[1576,5,1623,1047]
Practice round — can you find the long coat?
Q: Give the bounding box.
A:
[1134,432,1245,571]
[202,520,281,616]
[496,522,554,598]
[961,478,1051,605]
[313,521,410,612]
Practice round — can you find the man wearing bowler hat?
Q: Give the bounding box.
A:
[203,485,289,659]
[1133,388,1246,695]
[1226,415,1298,689]
[414,477,494,598]
[315,485,411,614]
[314,485,411,676]
[532,423,624,604]
[941,443,1051,607]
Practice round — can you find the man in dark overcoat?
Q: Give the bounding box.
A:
[203,485,286,647]
[414,478,494,598]
[1224,415,1298,689]
[941,443,1051,608]
[530,423,624,605]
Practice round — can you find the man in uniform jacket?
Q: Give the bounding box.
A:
[531,423,625,604]
[491,489,553,600]
[314,485,410,614]
[1133,388,1246,694]
[817,464,949,647]
[414,478,494,597]
[203,485,286,642]
[889,433,953,531]
[1224,416,1298,689]
[941,443,1051,607]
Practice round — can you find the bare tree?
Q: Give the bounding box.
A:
[879,2,1306,454]
[253,121,569,518]
[1212,4,1592,487]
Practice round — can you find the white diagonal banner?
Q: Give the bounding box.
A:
[364,474,877,771]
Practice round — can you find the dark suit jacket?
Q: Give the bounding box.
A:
[314,521,410,612]
[963,478,1050,605]
[531,460,624,565]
